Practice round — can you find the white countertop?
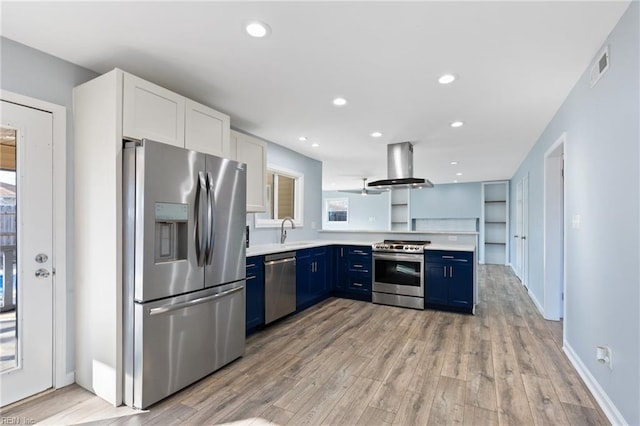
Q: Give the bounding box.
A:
[247,240,475,257]
[318,229,479,235]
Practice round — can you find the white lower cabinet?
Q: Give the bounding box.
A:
[230,130,266,212]
[185,99,230,157]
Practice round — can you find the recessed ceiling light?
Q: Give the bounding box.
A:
[450,161,458,165]
[245,21,271,38]
[456,172,463,176]
[312,143,319,148]
[299,136,307,142]
[370,131,383,138]
[450,121,464,128]
[332,97,347,106]
[438,74,456,84]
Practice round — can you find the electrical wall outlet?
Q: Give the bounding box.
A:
[311,221,317,230]
[448,235,458,241]
[596,345,613,370]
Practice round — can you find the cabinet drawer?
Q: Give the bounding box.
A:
[348,258,370,273]
[347,272,371,293]
[426,250,473,264]
[348,246,371,257]
[246,256,262,276]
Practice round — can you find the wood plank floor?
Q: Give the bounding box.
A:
[1,265,610,425]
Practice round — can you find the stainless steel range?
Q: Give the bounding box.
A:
[371,240,429,310]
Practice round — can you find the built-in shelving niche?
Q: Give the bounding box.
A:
[390,188,410,231]
[481,181,509,265]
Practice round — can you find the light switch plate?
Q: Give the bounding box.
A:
[572,214,581,229]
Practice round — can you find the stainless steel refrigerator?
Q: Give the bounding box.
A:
[123,139,246,409]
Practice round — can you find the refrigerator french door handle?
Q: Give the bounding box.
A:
[195,172,208,267]
[205,172,216,265]
[148,286,244,316]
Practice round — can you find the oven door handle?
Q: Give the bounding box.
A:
[373,252,423,262]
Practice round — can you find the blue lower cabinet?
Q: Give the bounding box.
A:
[296,247,329,310]
[425,264,448,306]
[333,245,372,301]
[425,250,474,313]
[334,246,348,291]
[245,256,264,334]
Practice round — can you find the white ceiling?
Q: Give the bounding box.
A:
[1,1,630,190]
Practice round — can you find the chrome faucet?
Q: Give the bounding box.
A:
[280,216,296,244]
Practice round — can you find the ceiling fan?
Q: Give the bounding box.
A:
[339,178,385,196]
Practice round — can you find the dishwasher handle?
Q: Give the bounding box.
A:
[264,257,296,266]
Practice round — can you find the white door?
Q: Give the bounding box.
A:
[515,180,523,279]
[514,176,529,287]
[522,175,529,288]
[0,100,54,406]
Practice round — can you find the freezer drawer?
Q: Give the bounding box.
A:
[131,281,245,409]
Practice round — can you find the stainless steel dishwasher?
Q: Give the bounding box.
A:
[264,251,296,324]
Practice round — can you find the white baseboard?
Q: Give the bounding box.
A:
[59,372,75,388]
[527,288,545,317]
[563,341,627,425]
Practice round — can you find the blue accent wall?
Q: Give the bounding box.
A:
[1,37,99,376]
[509,3,639,423]
[322,190,391,230]
[410,182,481,219]
[248,140,323,245]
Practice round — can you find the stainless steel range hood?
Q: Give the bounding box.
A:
[368,142,434,189]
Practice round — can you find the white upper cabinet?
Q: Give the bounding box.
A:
[185,99,230,158]
[123,73,185,147]
[230,130,266,213]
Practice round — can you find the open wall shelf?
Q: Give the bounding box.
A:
[480,181,509,265]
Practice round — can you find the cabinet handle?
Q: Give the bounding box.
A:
[443,266,447,278]
[341,248,344,256]
[353,264,363,268]
[449,266,453,277]
[353,250,364,254]
[246,263,256,268]
[246,275,256,280]
[353,282,363,287]
[442,255,455,259]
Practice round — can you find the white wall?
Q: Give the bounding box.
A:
[1,37,98,374]
[509,3,639,423]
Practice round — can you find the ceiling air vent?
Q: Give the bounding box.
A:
[590,46,609,87]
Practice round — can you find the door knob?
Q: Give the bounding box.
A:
[521,236,526,240]
[35,253,48,263]
[514,235,519,238]
[35,268,50,278]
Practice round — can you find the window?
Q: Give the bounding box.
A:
[326,198,348,222]
[255,166,304,227]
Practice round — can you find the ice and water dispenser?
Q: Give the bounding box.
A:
[154,202,188,263]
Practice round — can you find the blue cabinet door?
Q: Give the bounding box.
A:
[296,249,313,309]
[448,264,473,309]
[246,256,264,333]
[296,247,330,310]
[425,250,474,312]
[334,246,348,290]
[310,248,328,298]
[425,263,448,306]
